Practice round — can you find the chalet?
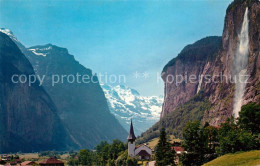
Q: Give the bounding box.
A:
[128,120,152,160]
[172,146,185,164]
[39,157,64,166]
[173,146,184,155]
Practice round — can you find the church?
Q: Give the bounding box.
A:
[127,120,152,160]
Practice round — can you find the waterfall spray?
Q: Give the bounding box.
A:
[233,7,249,118]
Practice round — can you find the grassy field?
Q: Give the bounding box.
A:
[145,135,181,150]
[18,153,39,160]
[203,150,260,166]
[2,153,70,164]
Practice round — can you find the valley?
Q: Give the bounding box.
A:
[0,0,259,165]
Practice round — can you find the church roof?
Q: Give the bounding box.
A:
[127,119,136,140]
[136,150,151,157]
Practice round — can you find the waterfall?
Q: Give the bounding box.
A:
[233,7,249,118]
[197,75,203,94]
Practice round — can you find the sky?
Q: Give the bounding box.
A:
[0,0,232,96]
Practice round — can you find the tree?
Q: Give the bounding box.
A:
[78,149,93,166]
[115,151,138,166]
[155,128,176,166]
[238,102,260,133]
[181,121,207,166]
[217,117,258,155]
[94,139,126,165]
[203,125,218,162]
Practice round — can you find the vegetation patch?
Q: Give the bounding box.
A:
[138,92,210,143]
[203,150,260,166]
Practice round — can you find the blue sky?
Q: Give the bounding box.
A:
[0,0,232,95]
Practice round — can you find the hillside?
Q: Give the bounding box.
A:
[203,151,260,166]
[138,92,210,142]
[143,135,180,150]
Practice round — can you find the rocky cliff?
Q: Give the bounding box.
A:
[0,32,73,153]
[202,0,260,125]
[161,36,222,118]
[140,0,259,141]
[0,30,129,149]
[161,0,259,126]
[25,44,127,149]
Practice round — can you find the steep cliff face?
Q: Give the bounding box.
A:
[139,0,259,142]
[202,0,260,125]
[24,44,128,149]
[162,0,260,125]
[139,0,260,142]
[161,0,259,126]
[0,28,128,149]
[0,32,73,153]
[161,37,222,118]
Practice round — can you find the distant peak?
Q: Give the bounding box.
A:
[0,28,13,35]
[29,43,54,49]
[29,44,68,52]
[0,28,19,42]
[28,44,54,57]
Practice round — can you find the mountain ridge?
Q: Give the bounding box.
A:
[102,84,163,136]
[0,28,128,150]
[0,31,74,153]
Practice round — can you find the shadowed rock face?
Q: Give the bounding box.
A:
[161,36,222,118]
[1,28,127,149]
[15,43,127,149]
[161,0,260,126]
[0,32,72,153]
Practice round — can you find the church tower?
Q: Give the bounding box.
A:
[127,119,136,157]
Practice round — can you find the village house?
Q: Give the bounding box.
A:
[1,155,11,162]
[128,120,152,160]
[39,157,64,166]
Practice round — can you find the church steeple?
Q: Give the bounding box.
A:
[127,119,136,142]
[127,119,136,157]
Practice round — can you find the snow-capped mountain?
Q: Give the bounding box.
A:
[102,84,163,136]
[0,28,19,42]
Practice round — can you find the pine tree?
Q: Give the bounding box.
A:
[155,128,176,166]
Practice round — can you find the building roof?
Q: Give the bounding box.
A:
[127,119,136,141]
[39,157,64,165]
[136,150,151,157]
[173,146,184,152]
[135,144,152,150]
[21,161,38,166]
